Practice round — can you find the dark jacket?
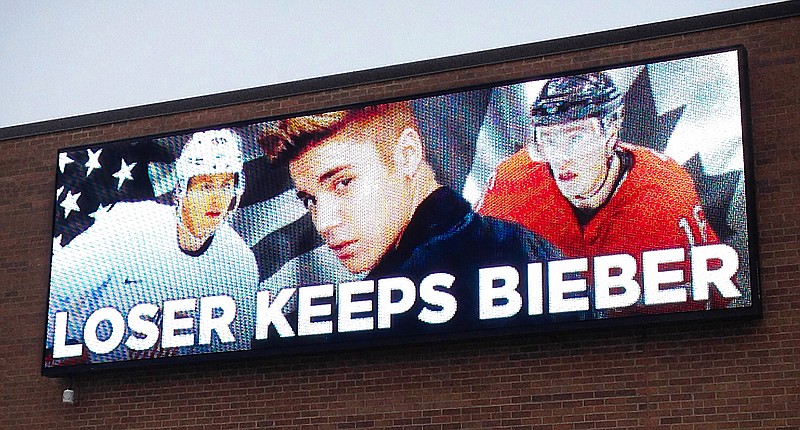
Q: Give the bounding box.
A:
[367,187,564,334]
[370,187,561,278]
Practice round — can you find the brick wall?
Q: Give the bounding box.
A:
[1,12,799,430]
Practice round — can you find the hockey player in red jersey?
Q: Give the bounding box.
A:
[478,72,728,315]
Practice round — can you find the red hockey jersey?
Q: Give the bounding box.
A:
[479,144,725,315]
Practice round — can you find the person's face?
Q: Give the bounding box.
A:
[289,123,411,274]
[536,117,614,203]
[181,172,236,240]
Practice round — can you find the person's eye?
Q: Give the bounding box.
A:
[334,177,352,192]
[301,196,316,210]
[574,132,590,143]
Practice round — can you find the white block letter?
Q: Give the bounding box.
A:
[84,307,125,355]
[377,277,416,329]
[478,266,522,320]
[594,254,641,310]
[528,263,544,316]
[53,311,83,359]
[256,288,296,339]
[548,258,590,313]
[162,298,196,348]
[418,273,457,324]
[691,244,742,300]
[199,295,236,345]
[298,284,334,336]
[125,303,159,351]
[643,248,686,305]
[338,280,375,332]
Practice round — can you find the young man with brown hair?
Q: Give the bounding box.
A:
[258,102,562,331]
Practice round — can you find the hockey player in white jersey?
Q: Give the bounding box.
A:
[47,129,258,365]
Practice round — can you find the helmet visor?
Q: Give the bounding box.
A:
[530,97,607,126]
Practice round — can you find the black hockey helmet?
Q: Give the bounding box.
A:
[530,72,622,126]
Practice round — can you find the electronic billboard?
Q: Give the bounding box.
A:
[43,47,759,375]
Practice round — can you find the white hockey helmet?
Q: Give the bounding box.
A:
[175,128,245,210]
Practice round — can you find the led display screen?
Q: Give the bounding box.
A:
[43,48,759,375]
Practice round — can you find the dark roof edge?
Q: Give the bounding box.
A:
[3,1,798,142]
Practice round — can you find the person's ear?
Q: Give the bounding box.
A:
[526,133,544,161]
[395,127,424,178]
[603,117,620,155]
